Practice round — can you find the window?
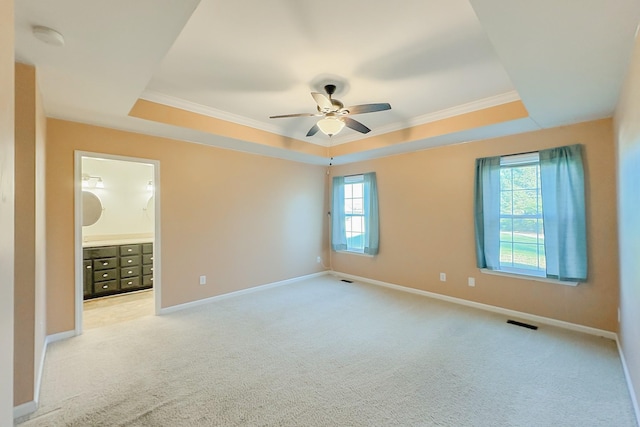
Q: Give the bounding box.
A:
[331,172,379,255]
[499,153,545,276]
[344,175,365,252]
[474,145,587,283]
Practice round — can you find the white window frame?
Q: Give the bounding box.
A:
[483,152,578,286]
[343,174,365,254]
[497,152,546,278]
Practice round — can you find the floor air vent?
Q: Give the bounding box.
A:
[341,279,353,283]
[507,319,538,330]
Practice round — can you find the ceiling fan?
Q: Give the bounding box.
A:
[269,84,391,137]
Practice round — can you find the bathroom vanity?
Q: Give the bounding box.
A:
[83,241,153,299]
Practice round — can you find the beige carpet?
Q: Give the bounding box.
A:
[83,290,154,330]
[17,275,637,426]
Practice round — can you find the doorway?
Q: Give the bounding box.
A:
[74,152,161,334]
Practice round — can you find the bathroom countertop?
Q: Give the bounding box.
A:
[82,237,154,248]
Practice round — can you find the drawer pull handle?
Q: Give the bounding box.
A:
[128,270,133,274]
[127,248,132,252]
[128,259,133,263]
[102,285,108,289]
[150,277,153,281]
[102,273,108,278]
[150,267,153,271]
[86,265,91,269]
[128,281,132,285]
[103,262,108,266]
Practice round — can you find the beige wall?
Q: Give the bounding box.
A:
[0,0,15,422]
[614,32,640,413]
[46,119,327,334]
[330,119,619,331]
[14,63,37,406]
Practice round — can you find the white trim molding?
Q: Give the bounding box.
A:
[159,271,329,315]
[332,271,616,340]
[140,90,285,138]
[14,330,76,420]
[74,151,162,335]
[140,90,521,149]
[13,401,36,419]
[46,330,76,344]
[480,268,579,286]
[616,338,640,426]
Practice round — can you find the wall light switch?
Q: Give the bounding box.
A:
[199,275,206,285]
[439,273,446,282]
[468,277,476,287]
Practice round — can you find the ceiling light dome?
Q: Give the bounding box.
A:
[317,117,345,137]
[32,25,65,47]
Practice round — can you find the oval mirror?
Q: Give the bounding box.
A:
[82,191,103,226]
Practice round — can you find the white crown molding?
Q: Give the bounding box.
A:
[140,90,521,149]
[140,91,331,148]
[140,90,283,135]
[329,90,522,147]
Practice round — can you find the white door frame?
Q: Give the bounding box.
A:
[74,151,161,335]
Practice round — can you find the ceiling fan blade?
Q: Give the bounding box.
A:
[311,92,333,110]
[269,113,320,119]
[343,117,371,134]
[346,103,391,115]
[306,123,320,137]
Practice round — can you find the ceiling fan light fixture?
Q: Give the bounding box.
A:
[317,117,345,137]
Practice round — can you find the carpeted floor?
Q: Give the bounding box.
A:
[17,275,637,426]
[83,289,154,330]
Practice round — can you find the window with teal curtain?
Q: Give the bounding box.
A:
[474,156,501,270]
[539,144,587,281]
[331,172,379,255]
[474,144,587,282]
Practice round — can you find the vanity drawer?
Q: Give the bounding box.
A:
[93,257,118,270]
[120,276,140,289]
[94,268,118,282]
[142,243,153,254]
[94,280,118,294]
[120,244,141,256]
[120,266,140,278]
[84,246,117,259]
[120,255,141,267]
[142,275,153,286]
[142,254,153,265]
[142,265,153,276]
[83,261,93,296]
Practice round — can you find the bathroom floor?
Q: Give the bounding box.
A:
[83,290,154,330]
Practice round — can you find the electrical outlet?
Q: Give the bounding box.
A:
[468,277,476,287]
[199,275,206,285]
[317,256,321,264]
[439,273,446,282]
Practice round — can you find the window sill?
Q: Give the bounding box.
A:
[335,250,374,258]
[480,269,580,286]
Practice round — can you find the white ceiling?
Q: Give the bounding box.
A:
[14,0,640,164]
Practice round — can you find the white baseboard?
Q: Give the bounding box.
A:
[332,271,617,340]
[13,400,36,419]
[14,330,76,419]
[616,337,640,427]
[46,330,76,344]
[159,271,329,315]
